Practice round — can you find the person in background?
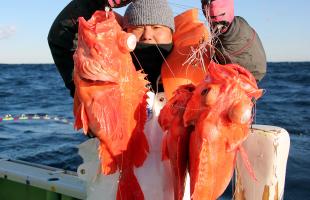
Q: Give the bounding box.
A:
[201,0,267,81]
[48,0,176,199]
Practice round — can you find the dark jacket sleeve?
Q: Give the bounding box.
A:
[48,0,104,97]
[214,16,267,82]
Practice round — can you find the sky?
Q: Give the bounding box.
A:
[0,0,309,64]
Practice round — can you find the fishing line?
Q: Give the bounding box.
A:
[130,0,226,87]
[166,2,231,76]
[168,2,195,10]
[0,114,73,125]
[135,3,261,199]
[131,51,155,93]
[202,2,236,66]
[168,2,207,20]
[133,0,232,79]
[131,1,176,82]
[181,40,211,73]
[119,4,260,199]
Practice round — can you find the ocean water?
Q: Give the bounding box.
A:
[0,62,309,199]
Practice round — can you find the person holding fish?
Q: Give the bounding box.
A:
[48,0,265,199]
[48,0,173,98]
[48,0,178,199]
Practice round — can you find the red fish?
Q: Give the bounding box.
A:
[73,11,149,199]
[182,62,263,200]
[158,84,195,200]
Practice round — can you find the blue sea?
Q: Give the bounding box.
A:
[0,62,309,199]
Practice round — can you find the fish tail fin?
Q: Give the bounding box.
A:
[73,95,82,130]
[117,169,144,200]
[238,145,257,181]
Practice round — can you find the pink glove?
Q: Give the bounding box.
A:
[108,0,132,8]
[202,0,234,27]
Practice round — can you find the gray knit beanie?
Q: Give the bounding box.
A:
[123,0,175,32]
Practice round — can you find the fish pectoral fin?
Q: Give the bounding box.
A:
[94,88,122,138]
[80,103,89,134]
[74,103,83,131]
[74,101,89,134]
[73,96,84,131]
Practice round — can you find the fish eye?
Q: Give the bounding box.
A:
[201,88,209,96]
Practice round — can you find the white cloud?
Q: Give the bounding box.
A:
[0,25,16,40]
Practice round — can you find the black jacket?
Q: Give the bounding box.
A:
[48,0,105,97]
[214,16,267,81]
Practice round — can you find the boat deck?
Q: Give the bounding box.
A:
[0,158,86,200]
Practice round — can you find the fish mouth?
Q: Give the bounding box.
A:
[78,75,115,86]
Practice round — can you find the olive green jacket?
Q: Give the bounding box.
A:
[214,16,267,81]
